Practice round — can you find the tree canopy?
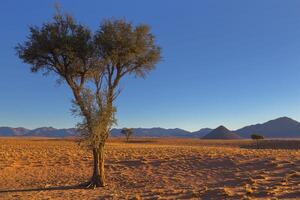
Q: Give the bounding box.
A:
[251,134,264,140]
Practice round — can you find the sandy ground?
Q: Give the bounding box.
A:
[0,138,299,200]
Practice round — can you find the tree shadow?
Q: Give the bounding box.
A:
[0,184,83,193]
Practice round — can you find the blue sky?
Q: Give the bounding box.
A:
[1,0,300,131]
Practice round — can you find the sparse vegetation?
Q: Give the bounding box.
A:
[16,8,161,188]
[251,134,264,149]
[121,128,133,142]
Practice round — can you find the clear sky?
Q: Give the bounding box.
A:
[1,0,300,131]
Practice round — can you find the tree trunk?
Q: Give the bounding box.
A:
[98,145,105,186]
[89,146,105,188]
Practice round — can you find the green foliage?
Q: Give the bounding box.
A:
[95,19,161,78]
[16,12,95,78]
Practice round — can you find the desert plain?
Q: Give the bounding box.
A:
[0,137,299,200]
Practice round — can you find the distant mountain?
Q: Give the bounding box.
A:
[192,128,213,137]
[1,116,300,138]
[236,117,300,138]
[27,127,78,137]
[0,127,30,136]
[202,126,242,139]
[110,128,198,138]
[0,126,196,138]
[0,127,78,137]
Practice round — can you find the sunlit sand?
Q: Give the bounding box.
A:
[0,137,299,199]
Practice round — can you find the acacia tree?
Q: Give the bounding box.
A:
[251,134,264,149]
[16,11,161,188]
[121,128,133,142]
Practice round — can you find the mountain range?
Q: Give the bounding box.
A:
[0,117,300,138]
[0,126,78,137]
[235,117,300,138]
[111,127,212,138]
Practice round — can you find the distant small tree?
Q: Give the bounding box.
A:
[251,134,264,149]
[121,128,133,142]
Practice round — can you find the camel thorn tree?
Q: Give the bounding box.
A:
[251,134,264,149]
[16,9,161,188]
[121,128,133,142]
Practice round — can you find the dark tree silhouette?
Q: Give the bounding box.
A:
[251,134,264,149]
[16,9,161,188]
[121,128,133,142]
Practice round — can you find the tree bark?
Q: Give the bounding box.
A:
[98,145,105,186]
[89,146,105,188]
